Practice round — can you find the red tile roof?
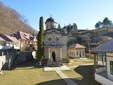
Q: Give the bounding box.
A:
[0,37,5,41]
[68,43,85,49]
[0,34,20,42]
[19,31,32,40]
[91,39,113,53]
[11,31,37,41]
[6,35,20,42]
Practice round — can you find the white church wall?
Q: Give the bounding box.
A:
[107,56,113,81]
[46,22,56,29]
[44,48,48,59]
[62,45,67,59]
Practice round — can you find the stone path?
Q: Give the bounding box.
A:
[44,65,78,85]
[56,70,78,85]
[44,65,70,71]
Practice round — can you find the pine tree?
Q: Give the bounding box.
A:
[58,23,61,30]
[36,16,44,64]
[102,17,111,25]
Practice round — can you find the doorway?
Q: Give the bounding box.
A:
[52,51,56,62]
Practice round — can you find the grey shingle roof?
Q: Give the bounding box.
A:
[91,39,113,53]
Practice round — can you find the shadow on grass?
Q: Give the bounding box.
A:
[4,60,44,70]
[71,65,102,85]
[35,78,68,85]
[36,65,102,85]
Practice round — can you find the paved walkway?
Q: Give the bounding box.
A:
[44,65,78,85]
[56,70,78,85]
[44,65,70,71]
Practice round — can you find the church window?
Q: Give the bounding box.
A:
[48,36,52,41]
[56,36,59,41]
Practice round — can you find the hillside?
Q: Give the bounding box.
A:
[66,27,113,50]
[0,2,36,35]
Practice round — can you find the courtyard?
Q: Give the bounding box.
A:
[0,58,101,85]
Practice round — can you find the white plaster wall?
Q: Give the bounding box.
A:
[68,48,85,58]
[77,49,85,58]
[46,22,56,29]
[44,33,61,44]
[50,48,60,61]
[95,73,113,85]
[0,56,6,70]
[60,36,67,45]
[44,48,48,59]
[44,47,62,61]
[62,45,67,59]
[107,56,113,81]
[61,36,67,59]
[96,67,106,73]
[44,30,67,60]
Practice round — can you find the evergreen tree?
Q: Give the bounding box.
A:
[67,24,72,33]
[72,23,78,31]
[102,17,111,25]
[57,23,61,31]
[95,21,101,28]
[36,16,44,64]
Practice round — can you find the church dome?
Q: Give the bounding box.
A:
[45,17,56,23]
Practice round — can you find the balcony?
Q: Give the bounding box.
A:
[95,67,113,85]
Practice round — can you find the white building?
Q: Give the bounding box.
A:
[92,39,113,85]
[44,17,68,66]
[68,43,85,58]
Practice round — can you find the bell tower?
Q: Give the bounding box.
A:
[45,16,57,29]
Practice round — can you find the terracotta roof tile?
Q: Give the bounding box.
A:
[68,43,85,49]
[0,34,20,42]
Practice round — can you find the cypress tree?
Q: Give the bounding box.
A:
[36,16,44,64]
[58,23,61,30]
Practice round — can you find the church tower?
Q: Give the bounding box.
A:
[44,16,68,66]
[45,17,57,29]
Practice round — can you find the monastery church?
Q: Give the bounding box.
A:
[44,17,68,65]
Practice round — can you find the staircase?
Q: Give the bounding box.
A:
[47,61,63,67]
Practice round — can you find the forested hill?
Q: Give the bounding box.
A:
[0,2,36,35]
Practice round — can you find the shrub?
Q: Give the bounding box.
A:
[62,58,70,63]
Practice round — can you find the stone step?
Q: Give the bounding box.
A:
[47,61,63,67]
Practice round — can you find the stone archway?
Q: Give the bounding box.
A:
[52,51,56,62]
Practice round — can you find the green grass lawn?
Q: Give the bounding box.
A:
[0,58,101,85]
[67,58,94,67]
[63,57,101,85]
[0,65,67,85]
[63,65,102,85]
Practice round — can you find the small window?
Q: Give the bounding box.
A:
[110,61,113,75]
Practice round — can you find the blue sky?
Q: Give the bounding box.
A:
[1,0,113,31]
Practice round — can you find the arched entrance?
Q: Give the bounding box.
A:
[52,51,56,62]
